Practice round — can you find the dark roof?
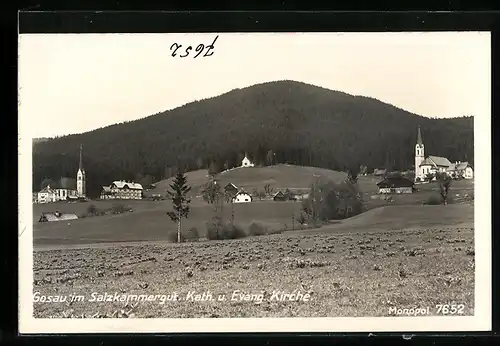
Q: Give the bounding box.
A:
[376,176,414,188]
[417,126,423,145]
[224,183,238,190]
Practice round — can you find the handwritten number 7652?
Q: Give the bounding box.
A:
[170,35,219,58]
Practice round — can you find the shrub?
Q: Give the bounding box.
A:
[205,217,247,240]
[167,230,185,243]
[111,203,127,214]
[296,213,307,225]
[224,224,247,239]
[205,216,224,240]
[248,222,268,236]
[424,195,442,205]
[86,204,97,215]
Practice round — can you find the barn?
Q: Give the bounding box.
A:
[232,191,253,203]
[273,191,287,201]
[376,176,415,194]
[39,211,78,222]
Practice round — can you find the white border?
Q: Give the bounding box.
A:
[18,32,492,334]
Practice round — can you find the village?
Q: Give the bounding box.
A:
[33,126,474,225]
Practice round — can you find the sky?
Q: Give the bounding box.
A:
[18,32,490,138]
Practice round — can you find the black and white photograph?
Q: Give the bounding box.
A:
[19,31,491,333]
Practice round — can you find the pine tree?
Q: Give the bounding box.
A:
[166,172,192,243]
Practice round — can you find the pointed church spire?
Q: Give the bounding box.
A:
[417,126,423,145]
[79,144,83,171]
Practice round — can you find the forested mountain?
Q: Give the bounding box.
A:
[32,80,474,197]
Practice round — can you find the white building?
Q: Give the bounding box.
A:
[447,161,474,179]
[232,191,252,203]
[414,126,473,182]
[241,153,255,168]
[77,144,86,198]
[418,155,453,180]
[37,185,78,204]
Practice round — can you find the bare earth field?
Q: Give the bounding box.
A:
[33,204,474,318]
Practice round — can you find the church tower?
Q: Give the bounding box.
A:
[77,144,86,197]
[415,126,425,182]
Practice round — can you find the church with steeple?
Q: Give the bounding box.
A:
[414,126,474,182]
[77,144,86,197]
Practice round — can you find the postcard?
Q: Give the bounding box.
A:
[18,31,491,333]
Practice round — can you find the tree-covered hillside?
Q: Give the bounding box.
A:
[32,80,474,197]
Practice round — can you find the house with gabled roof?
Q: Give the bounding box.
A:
[419,155,453,177]
[232,189,252,203]
[377,175,415,194]
[224,183,239,196]
[39,211,78,222]
[273,190,287,201]
[36,184,78,204]
[447,161,474,179]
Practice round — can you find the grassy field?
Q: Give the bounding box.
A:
[33,165,474,248]
[34,200,299,247]
[33,211,474,318]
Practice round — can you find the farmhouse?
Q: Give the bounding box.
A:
[232,190,253,203]
[273,191,287,201]
[336,200,355,218]
[39,211,78,223]
[415,126,473,182]
[241,153,255,168]
[376,176,415,194]
[37,185,78,204]
[100,181,144,200]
